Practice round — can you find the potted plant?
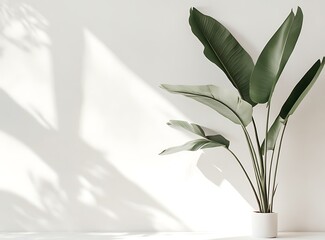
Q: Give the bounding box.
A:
[160,7,324,238]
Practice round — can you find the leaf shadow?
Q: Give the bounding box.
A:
[0,0,186,231]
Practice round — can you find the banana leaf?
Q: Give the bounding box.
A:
[160,120,229,155]
[280,58,325,118]
[160,138,227,155]
[262,58,324,152]
[250,7,303,104]
[167,120,229,145]
[189,8,255,106]
[167,120,205,137]
[261,116,285,154]
[161,84,253,126]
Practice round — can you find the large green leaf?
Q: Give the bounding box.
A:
[167,120,230,146]
[262,58,324,152]
[161,84,253,126]
[160,120,230,155]
[280,58,325,119]
[160,138,226,155]
[261,116,285,154]
[189,8,255,106]
[250,7,303,104]
[167,120,205,137]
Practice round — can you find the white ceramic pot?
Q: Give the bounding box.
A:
[251,212,278,238]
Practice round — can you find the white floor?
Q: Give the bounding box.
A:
[0,232,324,240]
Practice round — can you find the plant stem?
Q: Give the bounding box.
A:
[270,121,288,212]
[242,126,261,179]
[228,148,262,211]
[241,125,264,212]
[251,118,266,212]
[252,118,264,172]
[263,102,272,212]
[267,148,276,204]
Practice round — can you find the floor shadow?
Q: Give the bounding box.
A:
[0,0,185,231]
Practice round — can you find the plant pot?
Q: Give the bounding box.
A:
[251,212,278,238]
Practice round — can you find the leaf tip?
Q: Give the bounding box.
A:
[160,84,171,92]
[189,7,202,20]
[296,6,303,15]
[159,150,166,155]
[189,7,197,18]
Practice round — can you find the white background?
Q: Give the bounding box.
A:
[0,0,325,236]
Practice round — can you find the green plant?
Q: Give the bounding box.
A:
[160,7,324,213]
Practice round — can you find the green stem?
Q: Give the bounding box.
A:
[267,148,276,205]
[264,104,271,171]
[251,118,266,212]
[252,118,263,168]
[228,148,262,211]
[270,121,288,212]
[241,125,264,212]
[242,126,261,179]
[263,102,272,212]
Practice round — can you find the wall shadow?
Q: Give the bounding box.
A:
[5,0,323,233]
[197,151,256,209]
[0,0,185,231]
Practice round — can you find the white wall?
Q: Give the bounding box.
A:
[0,0,325,236]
